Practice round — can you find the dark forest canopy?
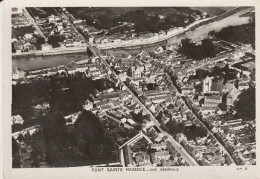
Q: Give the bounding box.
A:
[66,7,201,34]
[234,86,255,121]
[12,74,115,117]
[42,110,113,167]
[178,38,216,60]
[209,18,255,49]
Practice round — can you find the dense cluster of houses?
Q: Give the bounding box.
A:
[210,119,256,165]
[35,14,87,50]
[119,131,188,167]
[161,41,256,165]
[106,37,255,166]
[12,11,39,53]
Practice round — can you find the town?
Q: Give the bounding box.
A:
[11,7,255,168]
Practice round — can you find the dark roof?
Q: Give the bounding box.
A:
[211,82,224,92]
[205,95,221,101]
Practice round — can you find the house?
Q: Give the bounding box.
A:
[130,66,142,79]
[227,88,241,106]
[134,152,151,166]
[153,151,170,160]
[127,119,136,125]
[151,142,167,151]
[90,107,99,114]
[204,95,222,107]
[24,33,33,40]
[176,133,187,143]
[144,90,170,99]
[189,79,201,85]
[151,95,169,104]
[83,100,93,110]
[41,44,53,51]
[95,100,110,107]
[100,104,111,112]
[209,155,225,166]
[238,82,249,91]
[200,106,216,115]
[165,97,173,106]
[98,111,107,118]
[112,101,123,109]
[223,83,235,93]
[138,154,151,166]
[48,15,61,23]
[96,92,121,101]
[73,19,84,24]
[12,115,24,125]
[181,86,195,95]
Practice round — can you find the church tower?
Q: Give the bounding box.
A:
[203,76,212,93]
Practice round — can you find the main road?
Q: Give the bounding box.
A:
[58,7,199,166]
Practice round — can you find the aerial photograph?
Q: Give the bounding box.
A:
[11,6,255,168]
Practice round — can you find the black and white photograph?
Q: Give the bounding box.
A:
[10,6,256,168]
[2,0,259,178]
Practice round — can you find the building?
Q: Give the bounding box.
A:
[130,66,142,79]
[41,44,53,51]
[134,153,151,166]
[238,82,249,91]
[12,115,24,125]
[222,83,235,93]
[153,151,170,160]
[203,76,224,94]
[151,142,167,151]
[181,86,195,95]
[227,88,241,106]
[127,118,136,125]
[200,106,216,115]
[204,95,222,107]
[211,81,224,94]
[95,99,110,107]
[203,76,213,93]
[144,90,170,99]
[48,15,61,23]
[83,100,93,110]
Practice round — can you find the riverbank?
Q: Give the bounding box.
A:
[13,7,253,70]
[12,47,87,59]
[13,52,90,71]
[98,7,251,51]
[13,7,250,59]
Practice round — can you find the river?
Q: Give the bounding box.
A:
[13,52,90,71]
[167,8,252,44]
[13,8,252,71]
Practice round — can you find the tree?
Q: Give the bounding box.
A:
[12,138,20,168]
[42,111,67,166]
[234,87,255,121]
[208,30,216,37]
[75,110,104,143]
[12,43,16,53]
[201,38,215,57]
